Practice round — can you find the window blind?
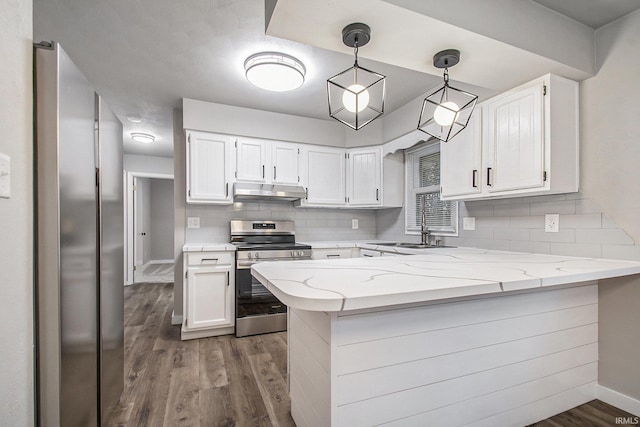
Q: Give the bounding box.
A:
[405,143,458,234]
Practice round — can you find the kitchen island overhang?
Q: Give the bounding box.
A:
[251,248,640,427]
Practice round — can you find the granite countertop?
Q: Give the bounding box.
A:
[183,243,237,252]
[251,247,640,312]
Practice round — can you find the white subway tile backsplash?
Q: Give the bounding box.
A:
[530,229,576,243]
[509,241,551,254]
[576,229,635,245]
[524,194,569,203]
[575,198,603,214]
[494,203,531,217]
[509,215,545,229]
[602,214,618,229]
[494,228,530,241]
[529,200,576,215]
[475,216,510,229]
[549,243,602,258]
[602,245,640,261]
[459,228,494,240]
[375,190,639,262]
[463,203,494,217]
[464,238,510,251]
[560,213,602,229]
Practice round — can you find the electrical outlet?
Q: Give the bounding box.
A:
[187,217,200,229]
[545,214,559,233]
[463,217,476,231]
[352,219,359,229]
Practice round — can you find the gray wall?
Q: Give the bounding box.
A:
[150,178,174,260]
[0,0,35,424]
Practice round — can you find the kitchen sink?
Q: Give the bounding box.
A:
[368,242,456,249]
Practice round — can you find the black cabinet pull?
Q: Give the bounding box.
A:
[376,188,379,201]
[487,168,492,187]
[225,182,229,196]
[262,165,265,178]
[273,166,276,180]
[472,169,478,188]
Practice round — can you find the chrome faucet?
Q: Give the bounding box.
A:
[420,194,431,246]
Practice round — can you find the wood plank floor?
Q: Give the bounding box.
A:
[105,283,637,426]
[104,282,294,427]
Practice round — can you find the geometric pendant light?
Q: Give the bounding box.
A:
[417,49,478,142]
[327,23,386,130]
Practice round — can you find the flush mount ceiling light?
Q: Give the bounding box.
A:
[327,23,386,131]
[244,52,306,92]
[417,49,478,142]
[130,132,155,144]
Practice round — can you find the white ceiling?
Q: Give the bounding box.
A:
[33,0,640,158]
[532,0,640,29]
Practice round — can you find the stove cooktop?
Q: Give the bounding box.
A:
[233,242,312,251]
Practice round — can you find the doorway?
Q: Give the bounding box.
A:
[125,172,174,285]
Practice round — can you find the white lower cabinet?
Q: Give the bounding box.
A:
[182,250,235,339]
[311,247,358,259]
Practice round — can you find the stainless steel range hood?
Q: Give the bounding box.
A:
[233,182,307,202]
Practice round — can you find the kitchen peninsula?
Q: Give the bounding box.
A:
[252,247,640,427]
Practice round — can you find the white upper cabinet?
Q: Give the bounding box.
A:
[441,110,482,198]
[347,147,382,206]
[235,138,300,185]
[485,79,544,193]
[441,74,578,201]
[298,145,346,206]
[271,141,300,185]
[186,130,233,204]
[235,137,267,183]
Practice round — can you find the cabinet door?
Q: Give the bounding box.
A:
[186,131,232,203]
[236,137,267,182]
[348,147,381,206]
[485,80,545,192]
[303,146,346,206]
[441,110,482,198]
[271,141,300,185]
[185,266,232,330]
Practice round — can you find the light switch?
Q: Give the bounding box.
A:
[187,217,200,229]
[352,219,359,229]
[463,217,476,231]
[0,153,10,199]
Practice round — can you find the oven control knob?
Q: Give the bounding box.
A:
[254,252,260,259]
[247,252,252,259]
[298,251,304,257]
[291,250,294,257]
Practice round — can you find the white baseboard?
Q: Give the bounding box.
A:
[171,311,182,325]
[597,384,640,416]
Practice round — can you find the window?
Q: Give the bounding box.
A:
[405,142,458,235]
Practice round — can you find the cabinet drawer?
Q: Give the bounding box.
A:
[186,252,234,266]
[311,248,354,260]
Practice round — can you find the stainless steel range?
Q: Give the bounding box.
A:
[231,219,311,337]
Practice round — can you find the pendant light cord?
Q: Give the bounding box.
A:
[443,67,450,85]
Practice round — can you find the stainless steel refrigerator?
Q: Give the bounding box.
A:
[34,42,124,427]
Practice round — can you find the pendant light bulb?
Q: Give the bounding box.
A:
[342,84,370,113]
[433,101,460,126]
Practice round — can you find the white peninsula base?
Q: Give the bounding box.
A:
[289,283,599,427]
